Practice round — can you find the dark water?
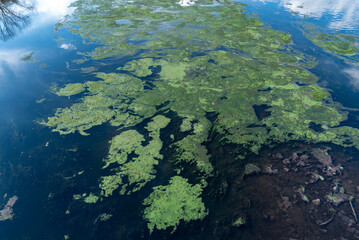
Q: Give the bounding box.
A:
[1,0,359,239]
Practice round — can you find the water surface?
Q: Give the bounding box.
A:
[1,0,359,239]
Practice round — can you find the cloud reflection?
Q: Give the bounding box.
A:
[256,0,359,30]
[24,0,74,30]
[35,0,74,19]
[0,49,28,77]
[343,68,359,91]
[60,43,76,50]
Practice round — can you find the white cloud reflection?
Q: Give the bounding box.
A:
[60,43,76,50]
[0,49,28,77]
[35,0,74,18]
[256,0,359,30]
[177,0,197,7]
[344,68,359,91]
[26,0,75,29]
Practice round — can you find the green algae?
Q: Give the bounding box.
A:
[20,51,35,61]
[296,22,359,63]
[172,116,213,175]
[233,216,246,227]
[40,73,149,135]
[100,115,171,196]
[55,83,85,97]
[95,213,112,222]
[118,58,154,77]
[83,193,99,204]
[143,176,207,233]
[40,0,359,234]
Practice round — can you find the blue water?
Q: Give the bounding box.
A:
[1,0,359,239]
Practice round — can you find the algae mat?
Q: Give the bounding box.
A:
[40,0,359,235]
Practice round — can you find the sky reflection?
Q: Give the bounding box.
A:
[256,0,359,30]
[0,0,75,80]
[344,67,359,91]
[28,0,74,29]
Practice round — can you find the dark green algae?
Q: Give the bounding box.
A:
[41,0,359,234]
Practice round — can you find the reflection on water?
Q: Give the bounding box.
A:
[256,0,359,30]
[344,67,359,90]
[0,0,34,41]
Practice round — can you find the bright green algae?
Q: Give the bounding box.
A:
[43,0,359,233]
[55,83,85,97]
[143,176,207,233]
[100,115,171,196]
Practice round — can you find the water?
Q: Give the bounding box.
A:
[0,0,359,239]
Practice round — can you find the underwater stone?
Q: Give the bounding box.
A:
[0,196,18,221]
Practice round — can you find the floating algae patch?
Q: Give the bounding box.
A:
[83,193,99,204]
[20,51,35,61]
[171,116,213,175]
[55,83,85,97]
[41,0,359,234]
[100,115,171,196]
[296,22,359,64]
[118,58,154,77]
[143,176,207,233]
[40,73,150,135]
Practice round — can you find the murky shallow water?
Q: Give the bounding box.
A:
[1,0,359,239]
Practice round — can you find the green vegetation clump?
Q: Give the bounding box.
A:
[143,176,207,233]
[20,51,35,61]
[233,216,246,227]
[84,193,99,203]
[55,83,85,97]
[118,58,154,77]
[100,115,171,196]
[243,164,261,176]
[296,22,359,56]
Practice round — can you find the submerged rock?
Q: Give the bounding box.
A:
[0,195,18,221]
[312,199,321,206]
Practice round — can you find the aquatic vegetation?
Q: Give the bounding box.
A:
[94,213,112,223]
[296,22,359,63]
[55,83,85,97]
[232,216,246,227]
[243,164,261,176]
[40,73,148,135]
[143,176,207,233]
[20,51,34,61]
[172,116,213,175]
[100,115,170,196]
[41,0,359,233]
[83,193,99,204]
[118,58,154,77]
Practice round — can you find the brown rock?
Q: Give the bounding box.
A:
[312,199,321,206]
